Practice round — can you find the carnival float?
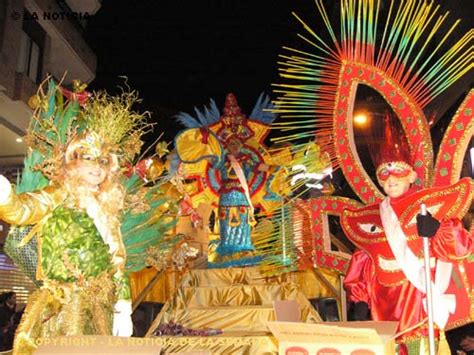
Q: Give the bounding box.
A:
[0,0,472,354]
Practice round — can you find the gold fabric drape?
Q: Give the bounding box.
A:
[130,266,342,304]
[155,284,320,333]
[179,266,342,300]
[130,268,181,303]
[146,267,323,354]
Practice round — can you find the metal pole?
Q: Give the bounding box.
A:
[340,275,347,321]
[132,269,164,312]
[421,203,436,355]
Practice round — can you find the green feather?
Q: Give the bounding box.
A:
[120,175,181,272]
[16,151,49,194]
[58,101,80,142]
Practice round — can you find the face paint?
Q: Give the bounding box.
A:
[67,131,116,169]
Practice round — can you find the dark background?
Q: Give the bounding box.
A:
[85,0,319,143]
[85,0,473,146]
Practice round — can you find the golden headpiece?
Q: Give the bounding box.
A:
[25,78,151,182]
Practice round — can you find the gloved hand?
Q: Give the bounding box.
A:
[0,175,12,204]
[113,299,133,336]
[416,212,440,238]
[353,301,370,321]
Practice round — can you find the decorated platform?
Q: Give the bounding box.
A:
[145,267,322,354]
[0,0,472,354]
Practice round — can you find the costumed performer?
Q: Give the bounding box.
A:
[0,79,176,354]
[343,115,473,354]
[269,0,474,352]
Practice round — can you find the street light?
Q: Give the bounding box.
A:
[353,112,369,127]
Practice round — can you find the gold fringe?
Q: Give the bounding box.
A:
[12,288,59,355]
[12,273,116,355]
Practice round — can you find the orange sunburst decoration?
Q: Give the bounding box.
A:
[272,0,473,329]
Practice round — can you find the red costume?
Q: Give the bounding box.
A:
[344,188,473,339]
[271,0,474,352]
[342,115,474,349]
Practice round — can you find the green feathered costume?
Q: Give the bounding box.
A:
[0,80,180,354]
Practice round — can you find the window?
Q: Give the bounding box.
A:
[17,31,41,82]
[17,10,45,84]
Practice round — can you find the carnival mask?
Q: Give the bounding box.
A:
[65,132,118,171]
[376,161,413,182]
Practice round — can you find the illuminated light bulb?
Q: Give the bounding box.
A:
[353,113,368,126]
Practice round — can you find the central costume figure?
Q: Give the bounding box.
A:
[174,93,282,267]
[209,95,269,257]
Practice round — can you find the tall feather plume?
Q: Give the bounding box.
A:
[262,0,472,276]
[272,0,472,169]
[175,99,221,128]
[249,92,277,124]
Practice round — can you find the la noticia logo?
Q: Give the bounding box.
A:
[21,11,91,21]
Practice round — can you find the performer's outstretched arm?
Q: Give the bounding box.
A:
[0,175,59,226]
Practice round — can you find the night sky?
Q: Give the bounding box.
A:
[85,0,473,145]
[85,0,318,142]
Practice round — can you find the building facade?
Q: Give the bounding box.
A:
[0,0,101,304]
[0,0,101,168]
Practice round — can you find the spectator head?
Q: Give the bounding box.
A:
[0,292,16,307]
